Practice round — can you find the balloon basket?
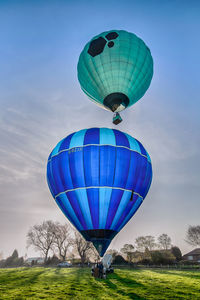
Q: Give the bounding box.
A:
[113,112,122,125]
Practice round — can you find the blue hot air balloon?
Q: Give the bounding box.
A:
[47,128,152,256]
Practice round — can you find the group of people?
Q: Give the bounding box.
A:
[91,262,106,279]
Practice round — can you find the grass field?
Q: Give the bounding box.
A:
[0,267,199,299]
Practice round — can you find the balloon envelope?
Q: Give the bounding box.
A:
[47,128,152,256]
[77,30,153,113]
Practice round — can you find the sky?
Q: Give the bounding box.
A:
[0,0,200,258]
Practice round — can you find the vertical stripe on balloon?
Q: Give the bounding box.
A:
[116,196,143,232]
[110,190,131,230]
[56,193,83,231]
[99,188,112,229]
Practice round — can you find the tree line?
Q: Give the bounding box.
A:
[0,223,199,267]
[111,235,182,265]
[110,225,200,265]
[0,249,24,268]
[25,222,200,265]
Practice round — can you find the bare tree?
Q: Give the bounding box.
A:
[135,236,156,252]
[73,232,94,265]
[120,244,135,263]
[185,225,200,247]
[27,220,55,262]
[158,234,172,250]
[52,222,73,261]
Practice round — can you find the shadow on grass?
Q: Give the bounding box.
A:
[103,272,146,300]
[74,268,89,289]
[57,268,88,297]
[156,270,200,280]
[17,269,49,286]
[0,268,51,290]
[149,268,200,280]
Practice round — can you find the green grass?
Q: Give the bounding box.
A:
[0,267,199,299]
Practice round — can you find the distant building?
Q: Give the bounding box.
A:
[182,249,200,262]
[26,257,45,265]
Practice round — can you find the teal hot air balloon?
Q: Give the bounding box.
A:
[47,128,152,256]
[77,30,153,124]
